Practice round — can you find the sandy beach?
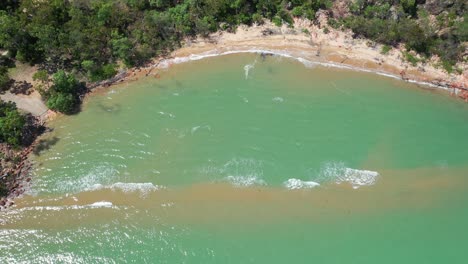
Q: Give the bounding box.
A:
[168,19,467,92]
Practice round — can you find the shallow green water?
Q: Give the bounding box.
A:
[1,54,468,263]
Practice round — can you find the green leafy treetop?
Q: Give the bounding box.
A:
[44,70,83,114]
[0,100,25,147]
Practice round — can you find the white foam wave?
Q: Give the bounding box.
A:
[225,175,266,187]
[284,178,320,190]
[89,182,164,195]
[191,125,211,135]
[13,201,117,212]
[272,97,284,103]
[297,57,318,68]
[158,111,176,118]
[51,165,119,194]
[88,201,114,208]
[155,49,453,91]
[337,168,379,189]
[201,158,266,187]
[319,162,379,189]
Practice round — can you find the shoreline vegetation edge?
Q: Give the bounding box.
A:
[90,19,467,100]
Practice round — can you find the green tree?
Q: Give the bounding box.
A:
[0,100,25,146]
[111,31,133,66]
[400,0,417,17]
[45,70,81,114]
[51,70,79,94]
[46,92,77,114]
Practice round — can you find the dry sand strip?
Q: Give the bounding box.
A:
[0,91,48,117]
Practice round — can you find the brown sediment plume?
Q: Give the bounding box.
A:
[3,165,467,229]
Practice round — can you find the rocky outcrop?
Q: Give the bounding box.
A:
[459,90,468,102]
[331,0,351,18]
[0,115,45,210]
[0,142,36,210]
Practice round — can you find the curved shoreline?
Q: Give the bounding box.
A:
[3,19,467,208]
[158,20,466,98]
[158,48,456,92]
[89,19,467,100]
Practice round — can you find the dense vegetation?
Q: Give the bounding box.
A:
[337,0,467,73]
[0,0,466,114]
[42,71,84,114]
[0,100,25,147]
[0,65,10,91]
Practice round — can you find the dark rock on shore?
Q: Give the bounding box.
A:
[0,115,45,210]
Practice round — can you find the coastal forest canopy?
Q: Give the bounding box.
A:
[0,0,466,115]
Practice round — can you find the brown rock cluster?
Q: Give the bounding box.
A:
[0,141,37,210]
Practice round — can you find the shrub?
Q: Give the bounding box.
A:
[252,13,264,25]
[403,51,419,66]
[0,66,11,91]
[272,16,282,27]
[441,60,454,74]
[101,64,117,79]
[291,6,304,17]
[328,18,341,30]
[277,9,293,26]
[381,45,391,55]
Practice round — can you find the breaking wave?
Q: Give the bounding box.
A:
[318,162,379,189]
[201,158,267,187]
[39,165,120,194]
[12,201,117,212]
[225,175,266,187]
[88,182,165,196]
[283,178,320,190]
[200,159,378,189]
